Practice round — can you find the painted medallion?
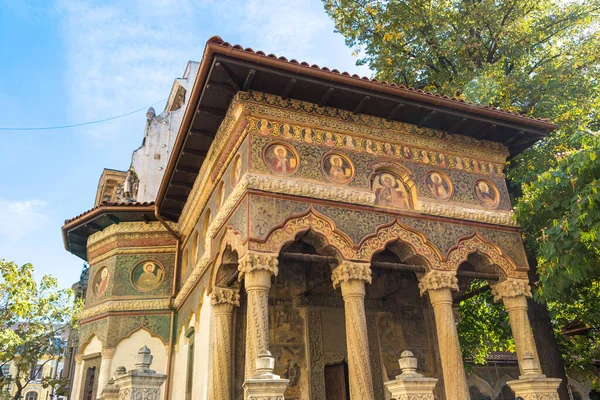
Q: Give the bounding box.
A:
[258,119,273,135]
[132,260,165,292]
[322,152,354,184]
[263,143,299,175]
[373,172,412,209]
[474,179,500,208]
[93,266,109,297]
[425,171,453,201]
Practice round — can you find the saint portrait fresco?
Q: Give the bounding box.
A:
[93,267,109,297]
[132,260,165,292]
[322,153,354,184]
[323,132,337,147]
[263,143,299,175]
[258,119,272,135]
[302,128,315,143]
[425,171,452,201]
[280,124,294,139]
[373,172,412,209]
[474,179,499,208]
[230,154,242,186]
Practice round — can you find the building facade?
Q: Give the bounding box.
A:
[62,37,589,399]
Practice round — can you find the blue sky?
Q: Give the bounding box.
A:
[0,0,371,288]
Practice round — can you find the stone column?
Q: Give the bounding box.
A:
[96,348,116,399]
[332,261,375,400]
[71,354,84,400]
[418,270,469,400]
[238,252,279,379]
[209,286,240,400]
[507,353,561,399]
[384,350,438,400]
[491,278,541,374]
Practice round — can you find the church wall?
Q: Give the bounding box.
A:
[111,328,168,375]
[192,292,214,400]
[169,328,189,400]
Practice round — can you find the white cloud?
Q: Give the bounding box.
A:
[56,0,370,144]
[0,199,48,240]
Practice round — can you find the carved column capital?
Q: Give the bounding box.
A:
[331,261,372,289]
[101,347,116,359]
[211,286,241,307]
[491,278,532,302]
[238,252,279,281]
[418,270,459,296]
[74,354,84,364]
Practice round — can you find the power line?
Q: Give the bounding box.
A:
[0,99,167,131]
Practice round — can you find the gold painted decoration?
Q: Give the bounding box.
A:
[425,170,453,201]
[230,154,242,186]
[263,142,299,175]
[474,179,500,208]
[247,115,506,177]
[322,152,355,184]
[131,260,165,292]
[93,267,110,297]
[216,180,225,211]
[372,172,412,209]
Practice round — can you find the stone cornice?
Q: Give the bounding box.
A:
[78,298,171,320]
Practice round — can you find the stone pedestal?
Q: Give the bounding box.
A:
[99,378,120,400]
[491,278,541,374]
[239,252,279,379]
[384,350,438,400]
[332,261,375,400]
[111,346,167,400]
[243,351,289,400]
[209,286,240,400]
[418,270,469,400]
[507,354,561,399]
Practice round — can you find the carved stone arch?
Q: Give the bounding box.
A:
[444,231,524,278]
[77,333,104,356]
[112,325,168,347]
[468,372,494,396]
[250,210,355,259]
[492,373,517,398]
[355,219,442,267]
[208,228,245,293]
[567,376,590,399]
[368,160,420,210]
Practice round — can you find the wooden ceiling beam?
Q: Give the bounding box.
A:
[175,166,199,174]
[243,69,256,91]
[418,110,436,127]
[319,87,334,107]
[206,82,236,93]
[215,62,240,92]
[386,103,405,121]
[281,78,296,100]
[353,95,370,114]
[197,107,226,117]
[449,117,468,134]
[182,149,208,157]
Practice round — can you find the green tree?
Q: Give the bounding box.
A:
[0,260,81,400]
[324,0,600,396]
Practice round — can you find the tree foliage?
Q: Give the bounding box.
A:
[0,260,81,400]
[324,0,600,381]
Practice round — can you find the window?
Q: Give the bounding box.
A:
[30,365,42,381]
[84,367,96,400]
[25,392,38,400]
[1,364,9,378]
[185,328,195,400]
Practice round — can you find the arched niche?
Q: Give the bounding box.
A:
[368,160,419,211]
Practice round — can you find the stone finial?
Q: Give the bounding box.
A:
[399,350,419,376]
[135,346,153,370]
[114,366,127,378]
[146,107,156,120]
[253,351,279,379]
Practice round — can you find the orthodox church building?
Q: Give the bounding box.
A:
[62,37,592,400]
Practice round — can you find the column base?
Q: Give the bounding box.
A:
[384,350,438,400]
[507,374,561,399]
[243,351,289,400]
